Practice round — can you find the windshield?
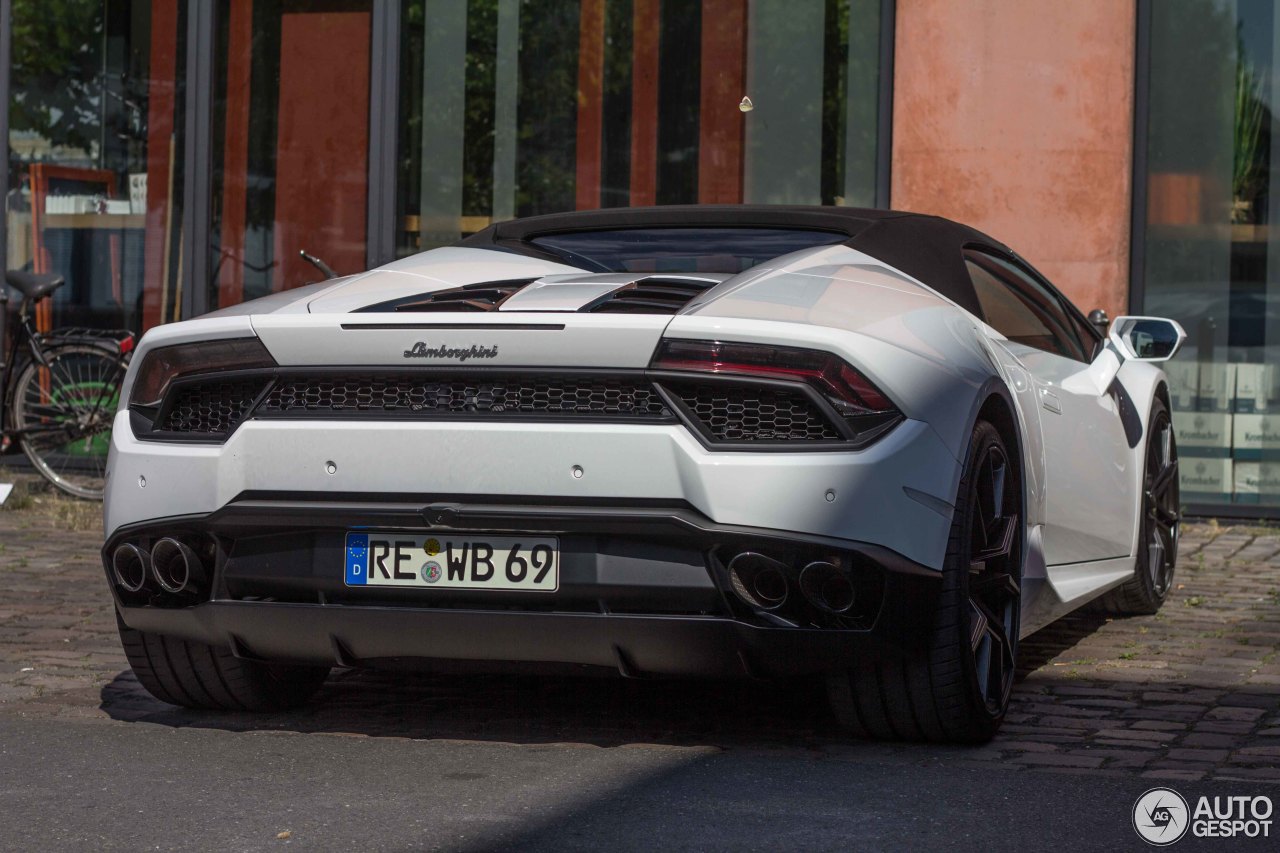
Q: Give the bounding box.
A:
[529,227,846,273]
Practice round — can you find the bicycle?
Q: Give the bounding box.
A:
[1,270,134,500]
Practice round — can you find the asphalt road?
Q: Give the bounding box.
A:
[0,714,1274,852]
[2,487,1279,850]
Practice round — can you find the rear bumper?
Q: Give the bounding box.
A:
[104,410,961,571]
[107,499,942,678]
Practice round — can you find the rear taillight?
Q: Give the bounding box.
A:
[651,339,901,445]
[131,338,275,407]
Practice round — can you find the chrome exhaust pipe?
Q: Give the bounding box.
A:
[799,561,855,614]
[111,543,150,593]
[726,552,790,610]
[151,538,205,595]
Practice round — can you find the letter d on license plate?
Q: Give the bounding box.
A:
[344,532,559,592]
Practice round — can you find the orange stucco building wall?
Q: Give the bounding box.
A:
[891,0,1136,320]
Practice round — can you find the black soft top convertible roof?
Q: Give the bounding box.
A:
[460,205,1013,318]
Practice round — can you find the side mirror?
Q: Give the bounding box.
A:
[1108,316,1186,362]
[1087,308,1109,337]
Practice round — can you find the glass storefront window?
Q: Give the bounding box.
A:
[5,0,186,334]
[5,1,887,324]
[208,0,373,311]
[394,0,885,255]
[1140,0,1280,510]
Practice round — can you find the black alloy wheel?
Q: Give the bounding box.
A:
[1143,406,1179,597]
[1096,397,1179,615]
[965,438,1020,716]
[828,419,1022,743]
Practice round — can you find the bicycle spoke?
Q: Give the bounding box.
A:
[11,344,125,499]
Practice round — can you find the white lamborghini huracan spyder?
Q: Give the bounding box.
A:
[103,206,1185,742]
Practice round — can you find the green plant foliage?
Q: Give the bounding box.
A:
[9,0,104,155]
[1233,58,1267,217]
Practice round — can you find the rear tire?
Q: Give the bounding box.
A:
[1093,397,1178,616]
[117,615,330,711]
[827,419,1023,743]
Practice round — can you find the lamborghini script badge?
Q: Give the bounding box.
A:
[403,342,499,361]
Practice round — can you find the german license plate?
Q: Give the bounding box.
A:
[344,532,559,592]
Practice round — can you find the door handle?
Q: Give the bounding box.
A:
[1040,388,1062,414]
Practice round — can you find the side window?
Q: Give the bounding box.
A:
[1009,253,1103,360]
[964,251,1088,362]
[1066,310,1104,361]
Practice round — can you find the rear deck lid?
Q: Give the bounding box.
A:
[251,312,674,369]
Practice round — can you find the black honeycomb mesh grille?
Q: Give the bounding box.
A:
[663,381,843,442]
[157,379,267,434]
[148,374,851,443]
[257,375,672,418]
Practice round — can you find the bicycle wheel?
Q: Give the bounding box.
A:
[11,343,124,500]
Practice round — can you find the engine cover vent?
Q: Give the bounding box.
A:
[356,279,537,313]
[584,276,718,314]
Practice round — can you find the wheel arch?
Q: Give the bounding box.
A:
[1115,359,1174,561]
[962,378,1028,509]
[970,382,1029,554]
[1154,379,1172,417]
[975,391,1021,476]
[955,376,1045,597]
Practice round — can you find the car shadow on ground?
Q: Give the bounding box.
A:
[1015,607,1112,677]
[95,607,1119,750]
[99,668,845,747]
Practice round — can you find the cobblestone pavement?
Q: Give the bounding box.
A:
[1,473,1278,785]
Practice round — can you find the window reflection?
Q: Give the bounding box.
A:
[395,0,884,255]
[530,226,846,273]
[208,0,373,310]
[1141,0,1280,508]
[5,0,186,335]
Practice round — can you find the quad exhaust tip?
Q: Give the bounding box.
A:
[111,543,150,594]
[150,538,204,595]
[798,561,855,614]
[727,552,856,616]
[727,552,789,610]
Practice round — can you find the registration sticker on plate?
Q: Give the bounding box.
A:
[344,533,559,592]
